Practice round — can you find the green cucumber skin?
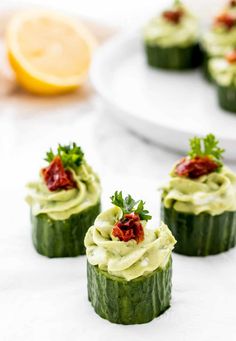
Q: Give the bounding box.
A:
[31,201,101,258]
[217,85,236,113]
[145,43,202,70]
[87,259,172,325]
[161,204,236,256]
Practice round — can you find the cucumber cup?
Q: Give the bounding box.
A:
[209,50,236,113]
[145,43,202,70]
[161,134,236,256]
[161,204,236,256]
[87,258,172,324]
[144,1,202,70]
[217,84,236,112]
[85,192,176,324]
[26,143,101,258]
[31,201,100,257]
[201,9,236,82]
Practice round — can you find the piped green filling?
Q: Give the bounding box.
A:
[144,6,199,48]
[85,206,176,281]
[162,166,236,215]
[26,161,101,220]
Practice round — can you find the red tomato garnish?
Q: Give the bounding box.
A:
[42,156,77,191]
[230,0,236,7]
[162,10,183,24]
[112,212,144,243]
[214,13,236,29]
[226,50,236,63]
[175,156,219,179]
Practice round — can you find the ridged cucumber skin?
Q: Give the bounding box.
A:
[31,201,101,258]
[161,204,236,256]
[144,43,202,70]
[87,258,172,325]
[217,85,236,113]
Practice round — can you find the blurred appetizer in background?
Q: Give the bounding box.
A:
[209,49,236,112]
[201,1,236,81]
[143,0,202,70]
[26,143,101,257]
[6,11,96,95]
[161,134,236,256]
[224,0,236,13]
[85,191,176,324]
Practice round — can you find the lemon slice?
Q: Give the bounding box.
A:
[6,11,97,95]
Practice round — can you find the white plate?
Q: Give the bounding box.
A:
[91,31,236,160]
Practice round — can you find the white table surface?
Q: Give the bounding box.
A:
[0,1,236,340]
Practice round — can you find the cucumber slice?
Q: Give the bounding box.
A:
[87,258,172,324]
[217,85,236,113]
[161,203,236,256]
[144,43,202,70]
[31,201,101,258]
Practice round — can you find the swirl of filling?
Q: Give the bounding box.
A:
[209,53,236,86]
[202,11,236,57]
[84,206,176,281]
[26,162,101,220]
[162,166,236,215]
[144,5,199,48]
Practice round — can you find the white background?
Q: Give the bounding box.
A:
[0,0,235,340]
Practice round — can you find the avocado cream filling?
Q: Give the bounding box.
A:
[26,162,101,220]
[85,206,176,281]
[162,166,236,215]
[209,57,236,86]
[202,28,236,57]
[144,6,199,48]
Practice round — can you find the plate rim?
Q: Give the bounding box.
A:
[90,30,236,158]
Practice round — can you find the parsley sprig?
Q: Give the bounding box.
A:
[188,134,224,165]
[111,191,152,221]
[174,0,181,5]
[45,143,84,170]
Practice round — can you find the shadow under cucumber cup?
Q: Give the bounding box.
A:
[144,1,202,70]
[85,191,176,324]
[26,143,101,257]
[161,134,236,256]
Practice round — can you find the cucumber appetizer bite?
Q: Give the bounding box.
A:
[161,134,236,256]
[26,143,101,258]
[201,3,236,81]
[209,49,236,112]
[144,0,202,70]
[85,191,176,324]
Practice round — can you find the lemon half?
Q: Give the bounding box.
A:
[7,11,97,95]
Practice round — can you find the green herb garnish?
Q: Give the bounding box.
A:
[45,143,84,169]
[174,0,181,5]
[111,191,152,221]
[188,134,224,165]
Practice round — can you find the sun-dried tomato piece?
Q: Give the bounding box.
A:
[230,0,236,7]
[162,9,183,24]
[112,212,144,243]
[214,13,236,29]
[226,50,236,63]
[42,156,77,191]
[175,156,219,179]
